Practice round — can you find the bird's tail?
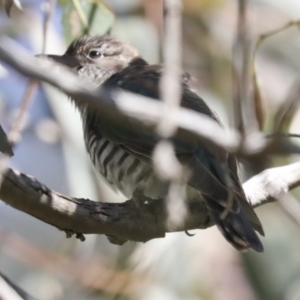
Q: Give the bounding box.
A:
[205,199,264,252]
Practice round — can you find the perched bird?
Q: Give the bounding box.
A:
[42,35,264,252]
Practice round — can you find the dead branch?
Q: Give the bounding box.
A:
[0,168,211,244]
[0,162,299,244]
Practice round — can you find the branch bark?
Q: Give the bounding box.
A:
[1,163,300,244]
[0,168,211,244]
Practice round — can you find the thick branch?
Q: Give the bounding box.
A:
[0,168,211,243]
[1,163,300,243]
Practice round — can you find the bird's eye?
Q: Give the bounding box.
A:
[88,50,102,59]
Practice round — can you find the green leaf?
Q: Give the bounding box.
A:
[60,0,115,45]
[0,125,13,156]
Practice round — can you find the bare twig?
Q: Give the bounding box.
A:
[233,0,248,133]
[233,0,260,133]
[154,0,186,229]
[0,80,37,186]
[7,81,37,147]
[42,0,57,54]
[253,20,300,56]
[252,19,300,133]
[158,0,182,138]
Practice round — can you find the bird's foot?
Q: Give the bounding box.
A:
[64,229,86,241]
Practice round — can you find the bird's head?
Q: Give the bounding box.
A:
[40,35,140,86]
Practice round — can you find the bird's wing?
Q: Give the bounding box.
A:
[87,59,233,207]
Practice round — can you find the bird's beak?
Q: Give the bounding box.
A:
[35,54,80,69]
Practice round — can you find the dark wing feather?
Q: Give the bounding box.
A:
[91,58,234,205]
[87,58,263,251]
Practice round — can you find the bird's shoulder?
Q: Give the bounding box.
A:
[89,57,229,167]
[103,57,218,122]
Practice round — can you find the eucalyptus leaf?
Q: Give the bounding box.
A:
[61,0,114,44]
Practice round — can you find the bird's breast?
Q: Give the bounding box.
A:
[83,126,168,199]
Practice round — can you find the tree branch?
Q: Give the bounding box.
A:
[1,163,300,244]
[0,168,211,244]
[243,161,300,207]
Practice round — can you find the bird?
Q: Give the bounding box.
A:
[41,35,264,252]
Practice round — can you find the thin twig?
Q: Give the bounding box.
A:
[252,20,300,134]
[0,80,37,186]
[157,0,182,138]
[8,81,37,146]
[233,0,247,133]
[42,0,57,54]
[154,0,186,230]
[253,20,300,58]
[223,0,253,219]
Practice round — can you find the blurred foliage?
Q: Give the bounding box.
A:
[60,0,114,43]
[183,0,225,14]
